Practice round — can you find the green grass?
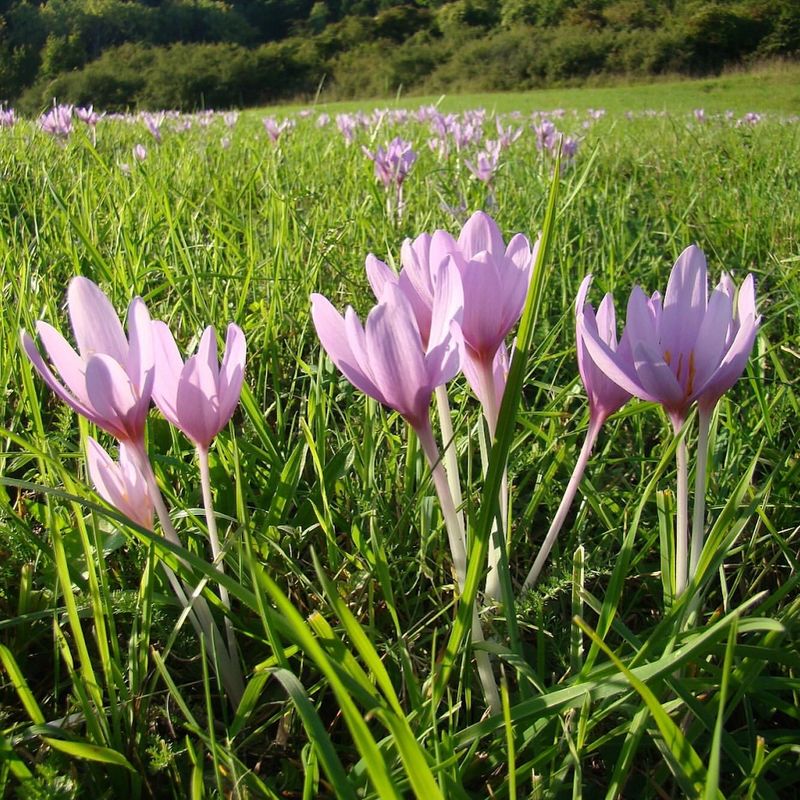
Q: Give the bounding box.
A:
[1,84,799,798]
[273,60,800,117]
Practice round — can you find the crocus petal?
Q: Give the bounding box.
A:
[691,284,733,390]
[595,293,619,348]
[364,286,429,427]
[365,254,397,300]
[632,340,685,408]
[400,234,435,304]
[126,298,154,425]
[86,437,124,507]
[310,294,384,403]
[504,232,533,274]
[575,275,593,385]
[736,274,757,322]
[397,270,432,344]
[68,277,128,363]
[428,230,461,275]
[578,314,656,402]
[196,326,220,388]
[660,245,708,365]
[625,286,662,356]
[31,322,94,409]
[460,253,505,358]
[427,256,463,354]
[458,210,505,259]
[696,312,760,409]
[86,354,143,440]
[218,323,246,427]
[497,249,532,332]
[426,320,463,389]
[151,321,183,423]
[176,355,219,447]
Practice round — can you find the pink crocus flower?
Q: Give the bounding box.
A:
[86,437,153,529]
[457,211,536,428]
[150,322,246,450]
[578,245,760,594]
[578,245,760,429]
[362,137,417,189]
[38,105,74,138]
[133,144,147,162]
[310,260,463,432]
[575,275,633,428]
[75,105,99,127]
[366,230,462,346]
[522,276,633,591]
[465,144,501,184]
[0,106,16,127]
[533,120,558,152]
[21,277,154,444]
[262,116,294,142]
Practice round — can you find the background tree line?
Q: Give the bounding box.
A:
[1,0,798,112]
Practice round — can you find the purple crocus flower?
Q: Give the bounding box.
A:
[0,106,16,127]
[363,137,417,188]
[133,144,147,162]
[310,259,463,432]
[38,105,74,138]
[465,143,501,183]
[151,322,246,450]
[451,121,482,152]
[495,119,523,149]
[456,211,536,427]
[336,113,357,145]
[365,230,462,347]
[86,438,153,530]
[141,112,165,142]
[562,137,579,160]
[223,111,239,129]
[578,245,760,429]
[521,276,633,591]
[575,276,633,427]
[21,277,154,445]
[76,105,99,127]
[262,116,294,142]
[533,120,558,152]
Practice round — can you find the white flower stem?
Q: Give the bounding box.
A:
[521,417,601,593]
[417,421,467,588]
[476,360,508,601]
[197,444,239,666]
[416,418,501,715]
[689,408,712,582]
[435,385,465,548]
[673,417,690,598]
[129,440,243,704]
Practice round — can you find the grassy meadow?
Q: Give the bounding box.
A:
[1,67,799,798]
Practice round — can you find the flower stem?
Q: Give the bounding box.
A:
[197,445,240,667]
[672,416,690,597]
[476,360,508,601]
[689,408,712,582]
[417,421,467,588]
[129,440,243,704]
[521,418,601,593]
[416,418,501,715]
[435,385,465,548]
